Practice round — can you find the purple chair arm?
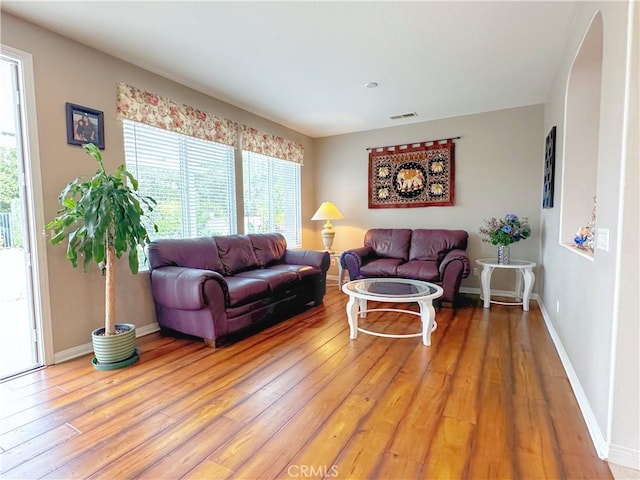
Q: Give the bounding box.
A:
[340,246,374,280]
[151,266,229,310]
[438,249,470,303]
[284,249,330,272]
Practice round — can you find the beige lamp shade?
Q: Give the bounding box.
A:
[311,201,344,253]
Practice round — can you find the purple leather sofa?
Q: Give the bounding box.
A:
[148,233,330,347]
[340,228,470,304]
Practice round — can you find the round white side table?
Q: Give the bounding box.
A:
[476,258,536,311]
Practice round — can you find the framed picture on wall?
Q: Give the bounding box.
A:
[542,126,556,209]
[65,102,105,149]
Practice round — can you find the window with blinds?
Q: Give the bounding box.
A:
[242,151,301,248]
[123,120,237,265]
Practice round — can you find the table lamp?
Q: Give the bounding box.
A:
[311,201,344,253]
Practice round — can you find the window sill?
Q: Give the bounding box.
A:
[561,242,595,261]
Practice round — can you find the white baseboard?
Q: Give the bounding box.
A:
[53,322,160,364]
[537,301,609,460]
[608,444,640,471]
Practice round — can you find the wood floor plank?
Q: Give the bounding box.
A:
[229,348,388,479]
[510,309,546,401]
[512,395,565,479]
[4,412,177,479]
[278,392,374,479]
[480,306,512,384]
[89,314,351,479]
[542,374,603,458]
[376,452,422,480]
[329,341,429,479]
[386,371,450,463]
[422,416,476,479]
[0,384,69,420]
[0,291,613,479]
[85,398,245,480]
[1,303,343,450]
[181,458,234,480]
[426,307,472,375]
[561,452,615,479]
[527,314,567,377]
[466,309,516,479]
[135,417,243,480]
[0,343,212,449]
[236,333,431,479]
[1,334,177,400]
[441,307,489,426]
[449,306,490,381]
[208,338,390,472]
[137,337,378,478]
[0,423,79,474]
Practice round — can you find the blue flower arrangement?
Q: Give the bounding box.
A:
[479,214,531,246]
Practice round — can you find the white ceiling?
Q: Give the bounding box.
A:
[2,1,578,138]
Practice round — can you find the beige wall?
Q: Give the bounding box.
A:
[608,0,638,466]
[314,105,544,291]
[1,13,316,353]
[541,0,638,464]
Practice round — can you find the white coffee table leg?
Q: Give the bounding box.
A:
[346,295,359,339]
[418,300,437,346]
[359,298,367,318]
[480,266,494,308]
[522,268,535,311]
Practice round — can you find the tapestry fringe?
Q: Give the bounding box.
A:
[367,136,460,152]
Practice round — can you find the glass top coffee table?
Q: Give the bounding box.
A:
[341,278,443,346]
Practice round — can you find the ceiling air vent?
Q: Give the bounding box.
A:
[389,112,418,120]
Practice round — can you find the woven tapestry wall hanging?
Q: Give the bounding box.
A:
[368,138,456,208]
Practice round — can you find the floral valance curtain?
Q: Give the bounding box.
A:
[241,125,304,165]
[116,83,239,147]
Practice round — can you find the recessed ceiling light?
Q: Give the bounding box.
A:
[364,82,378,88]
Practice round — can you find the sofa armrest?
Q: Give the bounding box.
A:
[284,249,330,272]
[340,246,374,280]
[151,266,228,310]
[439,249,471,278]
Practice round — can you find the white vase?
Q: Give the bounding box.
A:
[497,245,510,264]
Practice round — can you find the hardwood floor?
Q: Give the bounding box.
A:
[0,289,612,479]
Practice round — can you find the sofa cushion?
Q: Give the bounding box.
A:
[236,269,298,293]
[360,258,404,277]
[396,260,440,282]
[215,235,260,275]
[409,229,469,262]
[249,233,287,267]
[148,237,223,272]
[268,264,321,280]
[223,276,270,307]
[364,229,412,260]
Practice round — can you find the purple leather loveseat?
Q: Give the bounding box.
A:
[340,228,470,304]
[148,233,330,347]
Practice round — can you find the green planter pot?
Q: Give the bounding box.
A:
[91,323,137,366]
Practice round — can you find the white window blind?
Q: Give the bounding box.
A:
[123,120,237,251]
[242,151,301,248]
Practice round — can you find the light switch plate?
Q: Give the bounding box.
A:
[596,228,609,251]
